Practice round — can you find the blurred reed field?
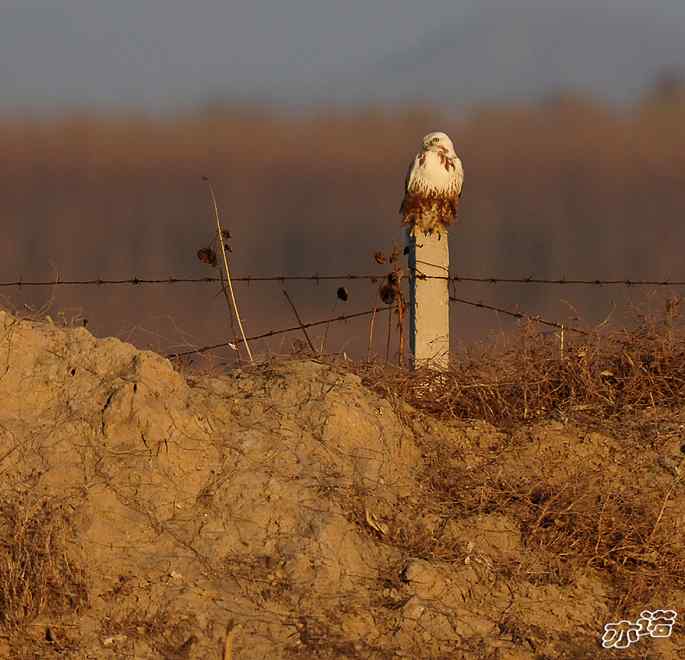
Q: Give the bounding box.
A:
[1,94,685,360]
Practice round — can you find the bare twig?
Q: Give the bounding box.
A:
[397,296,406,367]
[367,306,377,361]
[320,300,338,354]
[223,621,242,660]
[282,289,316,354]
[385,307,392,363]
[220,270,242,367]
[647,483,677,545]
[204,177,254,363]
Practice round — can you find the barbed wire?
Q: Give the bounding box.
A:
[1,274,684,288]
[168,292,591,361]
[166,305,393,360]
[1,271,672,357]
[168,294,593,361]
[442,276,685,286]
[449,295,590,336]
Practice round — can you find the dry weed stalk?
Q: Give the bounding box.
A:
[320,287,349,353]
[203,177,254,363]
[375,243,406,366]
[385,304,393,363]
[282,289,316,354]
[396,291,406,367]
[367,306,377,361]
[223,621,242,660]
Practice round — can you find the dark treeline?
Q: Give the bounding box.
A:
[1,93,684,359]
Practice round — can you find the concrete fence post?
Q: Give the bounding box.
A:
[406,229,450,370]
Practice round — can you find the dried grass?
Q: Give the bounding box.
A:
[0,494,88,631]
[338,301,685,615]
[413,451,685,608]
[356,300,685,427]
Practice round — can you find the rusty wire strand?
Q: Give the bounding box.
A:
[6,271,674,359]
[449,295,590,336]
[167,293,591,362]
[166,306,393,359]
[1,274,685,288]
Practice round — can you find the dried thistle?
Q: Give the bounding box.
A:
[222,228,232,253]
[197,247,217,268]
[379,272,401,305]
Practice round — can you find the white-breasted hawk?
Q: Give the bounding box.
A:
[400,131,464,239]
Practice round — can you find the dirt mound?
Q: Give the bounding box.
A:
[0,310,683,658]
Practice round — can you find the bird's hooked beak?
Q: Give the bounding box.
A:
[422,137,441,152]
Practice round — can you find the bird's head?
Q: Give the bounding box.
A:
[421,131,456,156]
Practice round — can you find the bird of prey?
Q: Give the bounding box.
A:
[400,131,464,240]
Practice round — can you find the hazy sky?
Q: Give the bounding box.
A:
[2,0,684,113]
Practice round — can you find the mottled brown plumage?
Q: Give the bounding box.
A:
[400,131,464,239]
